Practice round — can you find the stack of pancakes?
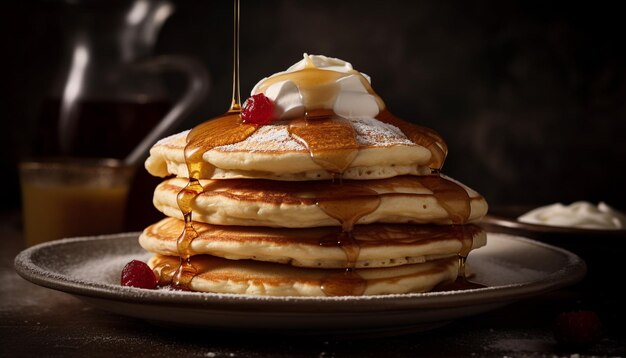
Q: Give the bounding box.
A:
[138,55,488,296]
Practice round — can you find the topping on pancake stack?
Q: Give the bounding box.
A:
[136,54,489,296]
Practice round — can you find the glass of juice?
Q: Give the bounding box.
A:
[19,158,136,247]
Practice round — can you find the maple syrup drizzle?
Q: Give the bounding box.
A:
[315,184,381,296]
[288,106,372,295]
[261,64,453,294]
[257,61,451,287]
[376,109,448,170]
[154,0,260,288]
[270,67,370,294]
[417,174,482,286]
[169,118,257,287]
[255,63,447,170]
[288,109,360,175]
[419,174,471,224]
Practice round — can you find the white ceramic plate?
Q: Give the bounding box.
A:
[14,232,585,336]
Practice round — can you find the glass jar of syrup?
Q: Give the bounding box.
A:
[34,0,209,162]
[32,0,210,230]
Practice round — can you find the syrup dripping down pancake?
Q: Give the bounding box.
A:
[152,175,488,228]
[140,218,486,269]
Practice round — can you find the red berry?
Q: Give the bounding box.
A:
[552,310,602,349]
[121,260,158,289]
[241,93,275,125]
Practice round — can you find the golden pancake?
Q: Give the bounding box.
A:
[145,118,435,181]
[148,254,459,296]
[137,54,488,296]
[139,217,486,268]
[152,175,488,228]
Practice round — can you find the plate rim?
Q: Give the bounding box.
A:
[14,232,587,313]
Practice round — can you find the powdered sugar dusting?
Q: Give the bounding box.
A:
[352,118,413,146]
[217,122,305,152]
[70,252,152,284]
[215,117,414,153]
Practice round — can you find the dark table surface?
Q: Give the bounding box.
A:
[1,211,624,357]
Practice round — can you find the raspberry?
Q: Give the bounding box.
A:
[552,310,602,349]
[121,260,158,289]
[241,93,275,125]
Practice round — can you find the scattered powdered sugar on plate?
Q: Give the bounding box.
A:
[69,252,152,285]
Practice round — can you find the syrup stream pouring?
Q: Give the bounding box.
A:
[159,0,243,288]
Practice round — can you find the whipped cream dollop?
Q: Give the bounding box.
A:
[250,54,384,121]
[518,201,626,230]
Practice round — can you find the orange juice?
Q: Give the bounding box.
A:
[21,183,130,246]
[19,159,135,247]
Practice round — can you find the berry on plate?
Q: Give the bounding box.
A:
[121,260,158,289]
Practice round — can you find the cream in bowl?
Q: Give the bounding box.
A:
[517,201,626,230]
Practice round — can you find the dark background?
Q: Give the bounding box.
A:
[4,0,626,226]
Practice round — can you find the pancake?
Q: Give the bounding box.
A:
[144,118,434,181]
[137,54,489,296]
[153,175,488,228]
[139,217,487,268]
[147,254,459,296]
